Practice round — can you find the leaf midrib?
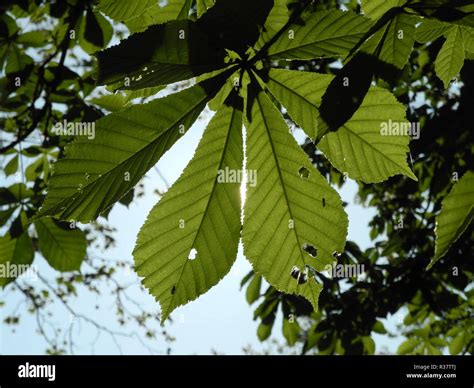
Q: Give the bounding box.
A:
[162,107,240,318]
[255,92,317,297]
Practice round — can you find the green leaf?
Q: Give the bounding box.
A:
[318,86,417,183]
[34,80,223,223]
[124,86,166,102]
[361,0,405,20]
[267,10,371,60]
[415,19,473,85]
[462,26,474,53]
[397,338,420,355]
[242,90,348,312]
[362,336,376,354]
[253,0,290,50]
[446,326,461,337]
[98,0,194,33]
[97,0,155,22]
[79,10,113,54]
[1,183,34,205]
[415,18,452,43]
[240,270,254,288]
[254,291,279,320]
[282,318,301,346]
[373,320,387,334]
[4,154,18,176]
[0,13,19,37]
[149,0,192,22]
[435,26,465,88]
[0,208,15,227]
[196,0,216,18]
[429,171,474,268]
[416,19,474,51]
[25,156,44,181]
[426,343,442,355]
[125,0,193,33]
[430,337,447,347]
[35,219,86,272]
[362,13,416,69]
[0,234,34,288]
[134,102,243,322]
[17,30,50,47]
[266,69,416,182]
[208,68,239,111]
[264,68,325,140]
[96,19,226,89]
[5,45,33,74]
[361,0,406,20]
[89,94,129,112]
[246,274,262,305]
[257,321,274,341]
[449,332,465,355]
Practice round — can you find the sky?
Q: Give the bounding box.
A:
[0,107,405,355]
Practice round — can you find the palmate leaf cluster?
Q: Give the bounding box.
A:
[10,0,472,321]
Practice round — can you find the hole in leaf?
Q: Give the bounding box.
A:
[171,286,176,295]
[298,167,310,179]
[322,197,326,207]
[290,266,308,284]
[332,251,342,259]
[302,243,318,258]
[188,248,198,261]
